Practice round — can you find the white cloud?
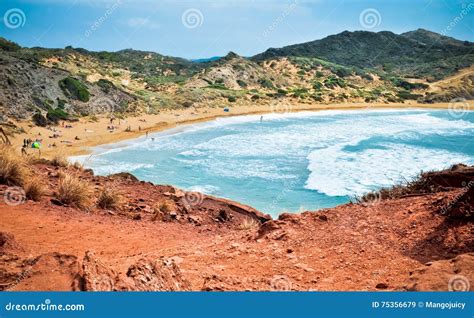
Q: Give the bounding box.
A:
[125,17,159,29]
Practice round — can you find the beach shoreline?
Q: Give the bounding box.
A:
[10,101,472,159]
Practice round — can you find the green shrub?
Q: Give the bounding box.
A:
[292,87,309,98]
[46,108,69,124]
[58,77,90,102]
[56,98,67,109]
[96,78,115,93]
[397,90,423,100]
[236,79,247,88]
[390,77,428,90]
[334,67,351,78]
[315,71,324,78]
[228,96,236,102]
[324,75,346,88]
[312,82,323,90]
[258,78,274,89]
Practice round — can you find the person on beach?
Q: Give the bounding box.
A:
[260,115,263,122]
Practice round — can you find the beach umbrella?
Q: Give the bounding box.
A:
[31,141,41,149]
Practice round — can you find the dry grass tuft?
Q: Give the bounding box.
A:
[57,173,92,209]
[0,145,29,186]
[24,177,46,201]
[72,161,83,170]
[353,170,445,204]
[97,187,122,210]
[51,152,69,167]
[238,217,260,230]
[152,200,174,221]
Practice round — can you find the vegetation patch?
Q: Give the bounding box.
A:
[97,187,122,210]
[96,78,116,93]
[58,77,90,102]
[0,146,28,186]
[57,173,92,209]
[46,108,69,124]
[397,90,423,100]
[323,75,346,88]
[24,177,45,201]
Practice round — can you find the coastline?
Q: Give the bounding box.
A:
[11,101,472,159]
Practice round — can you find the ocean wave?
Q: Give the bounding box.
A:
[187,184,220,195]
[74,157,154,176]
[305,143,473,197]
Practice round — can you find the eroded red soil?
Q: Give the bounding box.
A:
[1,164,473,291]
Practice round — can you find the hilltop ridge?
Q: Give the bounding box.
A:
[0,29,473,127]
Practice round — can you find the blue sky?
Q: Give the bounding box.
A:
[0,0,473,59]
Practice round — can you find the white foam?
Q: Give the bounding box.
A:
[187,184,220,195]
[73,109,474,203]
[305,143,473,197]
[74,156,154,176]
[71,109,473,161]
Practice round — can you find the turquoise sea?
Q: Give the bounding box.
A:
[73,109,474,217]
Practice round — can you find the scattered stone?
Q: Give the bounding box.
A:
[318,214,328,221]
[124,258,191,291]
[404,253,474,291]
[188,215,202,226]
[217,209,232,222]
[80,251,118,291]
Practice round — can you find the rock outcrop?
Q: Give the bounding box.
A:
[80,251,118,291]
[404,253,473,291]
[123,258,191,291]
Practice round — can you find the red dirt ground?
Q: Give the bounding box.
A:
[0,164,473,291]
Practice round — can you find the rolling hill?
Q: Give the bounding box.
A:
[0,29,472,126]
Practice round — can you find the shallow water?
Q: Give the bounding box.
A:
[73,109,474,217]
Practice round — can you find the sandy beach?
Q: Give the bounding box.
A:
[11,100,472,159]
